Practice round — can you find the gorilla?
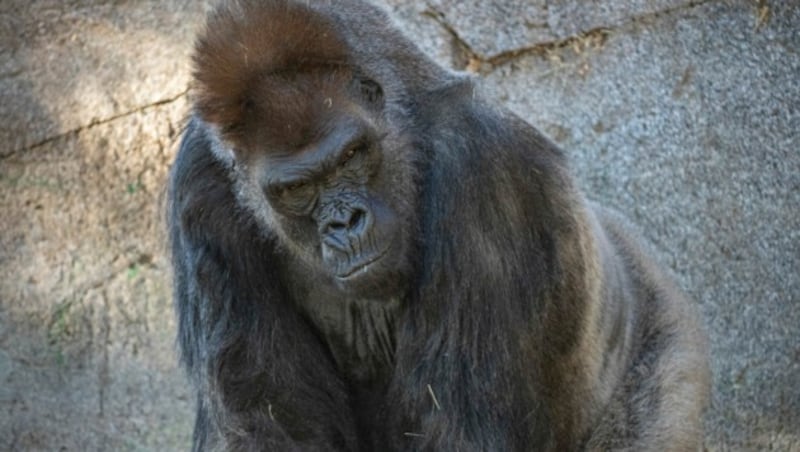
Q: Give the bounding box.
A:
[167,0,711,450]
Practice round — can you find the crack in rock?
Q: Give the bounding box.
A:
[423,0,723,73]
[1,88,189,161]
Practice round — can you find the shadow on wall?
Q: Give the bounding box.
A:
[0,0,204,448]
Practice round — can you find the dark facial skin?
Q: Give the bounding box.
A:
[232,75,411,297]
[260,115,398,289]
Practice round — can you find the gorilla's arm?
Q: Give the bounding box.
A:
[168,120,360,450]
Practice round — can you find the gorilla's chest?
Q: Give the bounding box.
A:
[299,291,400,383]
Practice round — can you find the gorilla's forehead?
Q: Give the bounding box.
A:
[265,116,366,164]
[240,70,362,152]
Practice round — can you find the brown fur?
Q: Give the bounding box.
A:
[193,0,351,145]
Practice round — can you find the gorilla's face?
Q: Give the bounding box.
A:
[238,74,417,297]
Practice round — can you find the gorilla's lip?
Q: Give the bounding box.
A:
[336,247,389,280]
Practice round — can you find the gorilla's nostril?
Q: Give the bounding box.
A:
[322,208,368,236]
[349,209,366,230]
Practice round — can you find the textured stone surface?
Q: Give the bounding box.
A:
[0,0,205,153]
[426,0,553,56]
[422,0,698,56]
[545,0,697,37]
[0,0,208,448]
[0,0,796,449]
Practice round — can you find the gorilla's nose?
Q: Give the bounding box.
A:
[324,208,366,234]
[319,206,370,251]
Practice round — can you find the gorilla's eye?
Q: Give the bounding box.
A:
[285,181,307,192]
[271,180,310,199]
[339,143,366,166]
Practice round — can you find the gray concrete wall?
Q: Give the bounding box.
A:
[0,0,796,449]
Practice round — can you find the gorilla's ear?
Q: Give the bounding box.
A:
[355,77,384,109]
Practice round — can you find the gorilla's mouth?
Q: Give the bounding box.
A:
[336,247,389,280]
